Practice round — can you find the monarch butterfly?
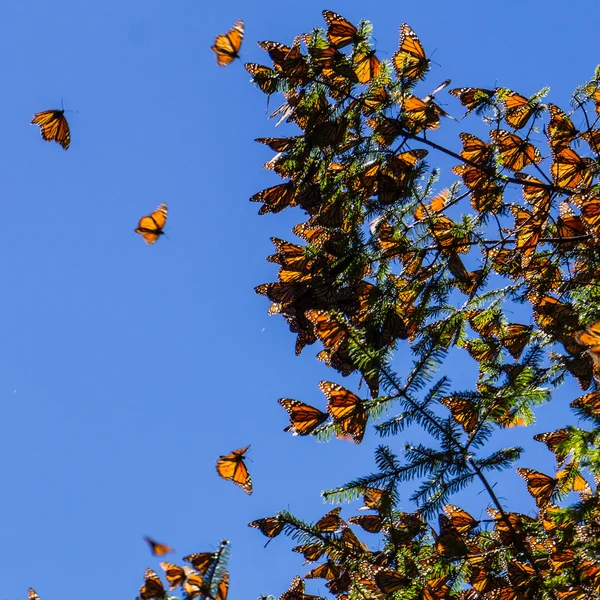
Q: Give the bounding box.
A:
[320,381,367,443]
[500,323,532,360]
[211,20,244,66]
[534,429,571,464]
[183,551,218,575]
[216,445,252,494]
[439,396,479,433]
[557,202,586,244]
[573,192,600,234]
[501,90,538,130]
[322,10,358,49]
[511,206,544,268]
[374,570,410,593]
[245,63,278,95]
[216,572,229,600]
[547,104,579,150]
[307,310,348,352]
[449,87,496,115]
[305,561,340,580]
[347,514,384,533]
[139,568,167,600]
[315,507,344,533]
[443,504,480,534]
[31,109,70,150]
[575,320,600,368]
[514,172,551,216]
[435,514,469,558]
[278,398,328,436]
[183,571,211,599]
[352,48,380,84]
[516,467,557,507]
[570,390,600,417]
[551,147,594,190]
[400,95,443,132]
[249,515,285,538]
[144,536,174,556]
[392,23,428,82]
[135,203,168,244]
[458,133,492,165]
[490,130,542,171]
[250,182,297,214]
[160,562,188,589]
[292,542,325,562]
[281,575,324,600]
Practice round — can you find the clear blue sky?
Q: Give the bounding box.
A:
[1,1,597,599]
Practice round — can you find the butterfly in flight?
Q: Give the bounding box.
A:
[144,536,174,556]
[31,109,70,150]
[212,20,244,66]
[135,203,168,244]
[216,445,252,494]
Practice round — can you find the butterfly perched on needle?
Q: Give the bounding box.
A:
[144,536,174,556]
[216,445,252,494]
[212,19,244,66]
[135,203,168,244]
[31,109,70,150]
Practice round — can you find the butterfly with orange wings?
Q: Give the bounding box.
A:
[320,381,367,443]
[575,320,600,369]
[216,445,252,494]
[279,398,328,436]
[138,568,167,600]
[31,109,70,150]
[392,23,429,82]
[322,10,358,49]
[135,203,168,244]
[144,536,174,556]
[212,20,244,66]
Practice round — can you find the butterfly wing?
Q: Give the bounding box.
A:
[216,445,252,494]
[135,203,168,244]
[31,109,71,150]
[212,20,244,66]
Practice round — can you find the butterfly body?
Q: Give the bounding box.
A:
[135,203,168,244]
[31,109,70,150]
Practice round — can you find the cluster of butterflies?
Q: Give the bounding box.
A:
[137,539,230,600]
[31,112,169,244]
[247,468,600,599]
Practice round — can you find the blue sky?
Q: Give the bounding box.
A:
[1,1,598,599]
